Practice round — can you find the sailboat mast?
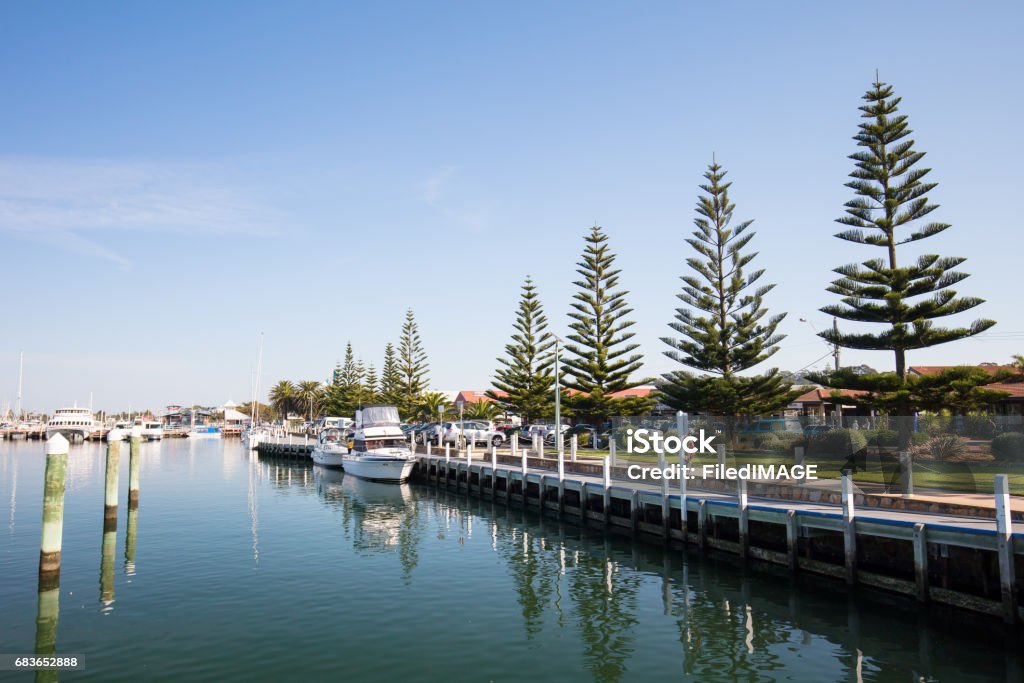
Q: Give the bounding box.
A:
[15,351,23,420]
[253,332,264,425]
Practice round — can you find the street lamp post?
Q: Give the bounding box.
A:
[554,336,563,457]
[456,398,465,451]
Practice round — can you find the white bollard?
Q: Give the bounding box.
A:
[491,444,497,469]
[571,434,578,463]
[995,474,1016,623]
[445,444,450,462]
[427,441,432,456]
[521,442,528,475]
[467,441,473,465]
[511,433,518,460]
[679,447,688,538]
[610,439,617,467]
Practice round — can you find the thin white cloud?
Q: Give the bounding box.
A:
[0,157,279,265]
[418,165,493,233]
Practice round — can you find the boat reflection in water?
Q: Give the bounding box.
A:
[314,467,420,575]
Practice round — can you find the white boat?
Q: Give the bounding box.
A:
[46,407,101,442]
[311,428,349,468]
[107,420,132,441]
[141,421,163,441]
[341,406,415,483]
[187,425,223,439]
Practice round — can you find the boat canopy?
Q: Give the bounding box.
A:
[360,406,400,428]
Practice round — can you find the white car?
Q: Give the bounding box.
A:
[441,421,505,447]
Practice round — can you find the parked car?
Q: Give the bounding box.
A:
[802,424,834,439]
[546,424,597,447]
[441,421,505,447]
[413,422,441,444]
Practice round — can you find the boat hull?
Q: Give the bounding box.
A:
[46,427,90,442]
[311,447,347,468]
[341,455,415,483]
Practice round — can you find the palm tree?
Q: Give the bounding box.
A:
[296,380,323,421]
[268,380,297,419]
[417,391,450,422]
[465,400,499,421]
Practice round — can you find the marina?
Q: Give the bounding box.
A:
[1,437,1021,681]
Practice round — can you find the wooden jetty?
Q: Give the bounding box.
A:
[254,440,1024,625]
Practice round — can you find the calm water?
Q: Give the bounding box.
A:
[0,439,1020,682]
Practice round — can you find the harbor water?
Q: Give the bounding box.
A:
[0,438,1020,682]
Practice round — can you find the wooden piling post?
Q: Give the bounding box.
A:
[128,436,141,510]
[104,439,120,530]
[39,434,69,585]
[445,444,450,462]
[995,474,1017,624]
[570,434,577,463]
[786,510,799,571]
[511,433,518,460]
[467,441,473,465]
[521,442,528,476]
[738,479,749,557]
[912,522,928,602]
[426,441,431,455]
[842,473,857,585]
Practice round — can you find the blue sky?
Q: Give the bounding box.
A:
[2,1,1022,413]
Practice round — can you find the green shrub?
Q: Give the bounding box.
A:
[807,428,867,458]
[911,434,966,461]
[911,432,929,446]
[963,415,998,439]
[864,429,899,447]
[752,432,780,449]
[992,432,1024,463]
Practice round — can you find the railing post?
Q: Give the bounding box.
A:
[738,479,749,557]
[609,439,617,468]
[842,473,857,585]
[697,499,708,548]
[679,447,688,542]
[511,432,518,460]
[659,448,669,538]
[491,444,497,469]
[995,474,1017,624]
[570,434,578,463]
[602,455,611,526]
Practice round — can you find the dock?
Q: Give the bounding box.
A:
[254,440,1024,625]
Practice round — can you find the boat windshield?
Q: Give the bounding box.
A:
[366,437,408,449]
[321,429,342,443]
[360,406,400,428]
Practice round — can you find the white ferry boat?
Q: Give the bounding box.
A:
[46,407,101,442]
[342,406,415,483]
